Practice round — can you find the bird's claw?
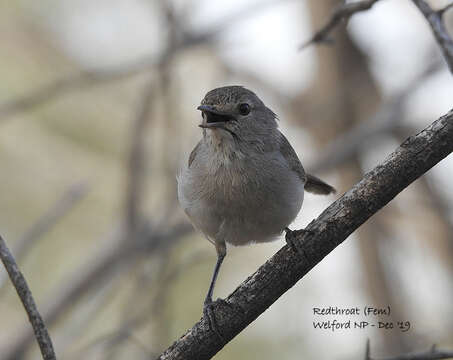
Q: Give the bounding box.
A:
[203,298,225,342]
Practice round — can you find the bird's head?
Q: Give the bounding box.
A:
[198,86,278,143]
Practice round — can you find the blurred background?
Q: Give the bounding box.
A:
[0,0,452,359]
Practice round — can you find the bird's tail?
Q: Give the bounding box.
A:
[305,174,336,195]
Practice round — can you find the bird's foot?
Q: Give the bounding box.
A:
[203,298,225,342]
[284,227,314,256]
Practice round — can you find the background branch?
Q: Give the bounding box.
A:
[2,223,192,360]
[0,235,56,360]
[0,61,154,120]
[308,57,442,173]
[371,345,453,360]
[124,81,155,235]
[412,0,453,74]
[0,182,89,293]
[157,109,453,359]
[366,339,453,360]
[299,0,381,50]
[0,0,291,122]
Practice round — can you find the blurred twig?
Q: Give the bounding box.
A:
[368,341,453,360]
[96,251,209,359]
[62,270,157,360]
[57,274,121,358]
[365,339,453,360]
[0,235,56,360]
[0,60,154,120]
[365,338,371,360]
[220,60,288,105]
[152,251,210,314]
[0,0,292,122]
[393,124,453,278]
[124,81,156,234]
[439,3,453,16]
[299,0,381,50]
[68,330,155,360]
[309,57,442,173]
[0,182,89,293]
[184,0,295,42]
[412,0,453,74]
[2,223,192,360]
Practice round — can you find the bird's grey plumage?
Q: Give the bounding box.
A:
[278,131,307,183]
[177,86,335,322]
[179,132,305,246]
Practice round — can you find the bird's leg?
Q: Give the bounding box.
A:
[203,242,226,342]
[284,227,313,255]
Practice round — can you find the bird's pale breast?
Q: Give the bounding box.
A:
[178,140,304,246]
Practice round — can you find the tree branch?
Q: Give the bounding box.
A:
[0,235,56,360]
[299,0,381,50]
[412,0,453,74]
[157,109,453,360]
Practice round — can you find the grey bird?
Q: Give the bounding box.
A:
[177,86,335,332]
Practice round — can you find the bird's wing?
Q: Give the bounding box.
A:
[278,131,307,183]
[278,131,335,195]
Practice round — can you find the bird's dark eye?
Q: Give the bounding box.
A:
[238,103,251,115]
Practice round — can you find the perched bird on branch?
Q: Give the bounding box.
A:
[177,85,335,336]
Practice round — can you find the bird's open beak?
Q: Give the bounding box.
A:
[197,105,218,113]
[197,105,233,130]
